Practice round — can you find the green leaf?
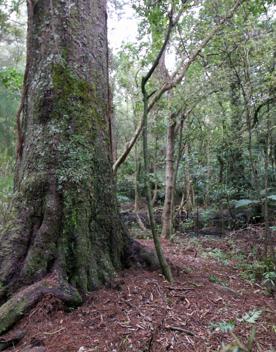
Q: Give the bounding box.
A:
[210,320,235,332]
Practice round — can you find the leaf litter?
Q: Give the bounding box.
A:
[2,225,276,351]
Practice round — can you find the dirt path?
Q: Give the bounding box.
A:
[3,229,276,351]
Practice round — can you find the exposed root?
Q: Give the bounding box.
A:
[135,213,147,232]
[124,238,160,270]
[0,272,81,335]
[0,238,161,336]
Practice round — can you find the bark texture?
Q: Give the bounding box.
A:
[0,0,130,317]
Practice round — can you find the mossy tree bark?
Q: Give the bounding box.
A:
[0,0,143,333]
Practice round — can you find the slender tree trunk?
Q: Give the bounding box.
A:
[134,144,141,212]
[264,112,271,257]
[174,118,185,193]
[161,113,176,239]
[182,144,194,212]
[205,141,211,207]
[151,182,158,207]
[247,114,260,193]
[173,117,186,229]
[142,80,172,283]
[151,136,159,206]
[133,107,141,212]
[218,155,224,184]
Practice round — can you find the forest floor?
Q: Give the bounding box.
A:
[2,225,276,352]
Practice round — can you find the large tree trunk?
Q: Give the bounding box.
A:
[0,0,147,334]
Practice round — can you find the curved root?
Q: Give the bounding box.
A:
[0,239,161,335]
[124,238,160,270]
[0,272,82,335]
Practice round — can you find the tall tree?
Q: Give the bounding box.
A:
[0,0,149,333]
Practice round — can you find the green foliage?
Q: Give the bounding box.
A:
[0,68,22,92]
[238,257,276,284]
[200,208,218,226]
[113,0,276,226]
[208,274,228,287]
[0,155,13,193]
[219,328,257,352]
[262,271,276,288]
[210,320,235,333]
[180,218,195,231]
[206,248,229,265]
[214,311,262,351]
[117,178,135,200]
[117,194,131,204]
[0,74,21,156]
[0,155,14,231]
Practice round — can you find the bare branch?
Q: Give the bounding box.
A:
[149,0,244,110]
[113,0,243,173]
[113,2,187,174]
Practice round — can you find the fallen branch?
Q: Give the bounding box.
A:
[136,213,147,231]
[165,325,195,336]
[165,286,195,291]
[43,327,65,336]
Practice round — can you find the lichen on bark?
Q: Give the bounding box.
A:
[0,0,127,312]
[0,0,158,335]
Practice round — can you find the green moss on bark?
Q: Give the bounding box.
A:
[42,64,125,292]
[0,297,27,335]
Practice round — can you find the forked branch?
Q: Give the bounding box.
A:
[113,0,244,173]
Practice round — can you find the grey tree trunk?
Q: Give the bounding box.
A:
[141,85,173,283]
[0,0,144,333]
[161,113,176,239]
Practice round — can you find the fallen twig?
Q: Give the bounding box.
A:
[43,327,65,335]
[165,286,195,291]
[165,325,195,336]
